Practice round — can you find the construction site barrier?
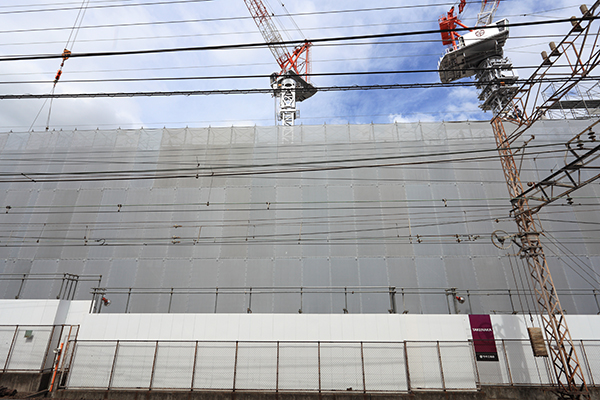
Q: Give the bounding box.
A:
[59,338,600,392]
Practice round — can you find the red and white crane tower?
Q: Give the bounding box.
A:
[243,0,316,126]
[438,1,596,399]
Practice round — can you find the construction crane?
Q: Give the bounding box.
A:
[243,0,316,126]
[438,2,594,399]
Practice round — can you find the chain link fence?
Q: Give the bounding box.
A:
[61,338,600,392]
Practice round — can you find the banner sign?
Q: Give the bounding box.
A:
[469,314,499,361]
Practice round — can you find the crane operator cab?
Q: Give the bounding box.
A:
[438,19,512,84]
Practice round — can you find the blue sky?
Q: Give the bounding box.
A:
[0,0,590,131]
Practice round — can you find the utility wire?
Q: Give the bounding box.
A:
[0,2,500,32]
[0,65,583,85]
[0,17,591,62]
[4,76,600,99]
[0,0,213,15]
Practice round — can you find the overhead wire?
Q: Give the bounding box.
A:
[27,0,90,132]
[0,16,591,62]
[542,230,600,287]
[0,65,583,86]
[0,0,213,15]
[5,76,600,99]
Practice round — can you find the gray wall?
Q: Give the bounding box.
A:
[0,120,598,314]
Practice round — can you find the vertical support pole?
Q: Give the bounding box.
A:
[437,341,446,391]
[579,340,594,386]
[62,327,80,389]
[247,288,252,314]
[89,291,96,314]
[168,288,173,313]
[508,289,516,313]
[70,274,79,300]
[41,326,57,371]
[389,287,397,314]
[49,343,64,392]
[344,287,348,313]
[317,342,321,394]
[108,341,120,390]
[299,287,303,313]
[125,288,131,313]
[232,341,239,392]
[214,288,219,314]
[276,341,280,393]
[502,340,513,385]
[57,325,75,390]
[471,340,481,388]
[3,326,19,371]
[191,341,199,391]
[16,274,26,299]
[149,341,159,390]
[404,341,411,391]
[594,289,600,314]
[360,342,366,393]
[57,275,66,300]
[467,290,473,314]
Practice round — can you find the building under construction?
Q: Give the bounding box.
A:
[2,0,600,400]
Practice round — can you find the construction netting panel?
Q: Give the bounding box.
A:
[0,120,598,315]
[193,342,236,389]
[362,343,408,391]
[5,326,53,370]
[151,342,196,389]
[111,342,156,389]
[277,343,319,390]
[67,342,117,388]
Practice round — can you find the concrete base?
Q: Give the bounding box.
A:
[0,372,52,394]
[50,386,600,400]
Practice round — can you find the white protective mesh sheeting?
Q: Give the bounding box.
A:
[67,342,117,388]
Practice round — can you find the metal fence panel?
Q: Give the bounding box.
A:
[439,342,477,389]
[152,342,195,389]
[0,327,16,369]
[278,343,319,391]
[503,341,551,385]
[60,338,600,392]
[67,342,117,388]
[362,343,408,391]
[6,327,52,370]
[193,342,236,390]
[406,342,443,389]
[581,341,600,386]
[111,342,156,389]
[235,342,277,390]
[477,359,511,385]
[320,343,363,391]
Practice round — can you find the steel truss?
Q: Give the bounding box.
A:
[485,2,600,399]
[492,118,590,399]
[497,2,600,145]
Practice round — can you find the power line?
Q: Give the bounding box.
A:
[0,65,579,85]
[0,0,213,15]
[0,17,590,62]
[0,1,497,30]
[4,76,599,99]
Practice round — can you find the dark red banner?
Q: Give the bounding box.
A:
[469,314,498,362]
